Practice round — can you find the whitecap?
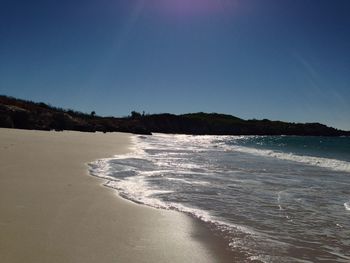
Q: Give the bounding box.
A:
[344,202,350,211]
[226,145,350,173]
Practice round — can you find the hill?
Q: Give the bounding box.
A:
[0,95,349,136]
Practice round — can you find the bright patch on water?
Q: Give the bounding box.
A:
[89,134,350,262]
[345,202,350,211]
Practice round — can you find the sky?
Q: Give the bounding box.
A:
[0,0,349,130]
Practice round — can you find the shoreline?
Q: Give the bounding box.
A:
[0,128,234,263]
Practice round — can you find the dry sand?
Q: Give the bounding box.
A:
[0,128,232,263]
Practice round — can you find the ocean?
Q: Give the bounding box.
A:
[89,134,350,262]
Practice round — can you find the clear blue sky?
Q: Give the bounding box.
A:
[0,0,349,130]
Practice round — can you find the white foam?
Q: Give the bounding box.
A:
[248,255,273,263]
[167,177,193,184]
[88,157,260,251]
[277,191,284,211]
[88,158,116,179]
[167,177,210,186]
[226,145,350,173]
[153,158,202,170]
[344,202,350,211]
[89,134,310,261]
[134,134,350,174]
[140,170,170,177]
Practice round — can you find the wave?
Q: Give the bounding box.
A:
[87,157,281,260]
[139,134,350,173]
[88,134,350,262]
[89,159,227,225]
[345,202,350,211]
[225,145,350,173]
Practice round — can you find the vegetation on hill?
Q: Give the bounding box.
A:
[0,95,348,136]
[0,95,150,134]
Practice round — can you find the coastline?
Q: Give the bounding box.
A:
[0,128,233,263]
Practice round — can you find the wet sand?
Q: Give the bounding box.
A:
[0,128,233,263]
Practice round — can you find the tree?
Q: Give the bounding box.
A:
[131,111,142,119]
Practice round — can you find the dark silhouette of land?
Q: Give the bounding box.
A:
[0,95,349,136]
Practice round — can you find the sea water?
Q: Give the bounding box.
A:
[89,134,350,262]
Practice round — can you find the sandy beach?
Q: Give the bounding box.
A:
[0,128,232,263]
